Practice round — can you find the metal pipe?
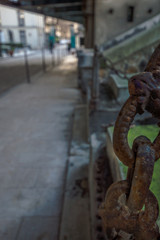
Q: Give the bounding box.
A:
[42,15,46,72]
[92,46,100,101]
[41,46,46,72]
[24,47,30,83]
[51,49,54,67]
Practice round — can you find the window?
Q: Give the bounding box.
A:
[18,11,25,26]
[0,31,5,43]
[19,30,26,46]
[80,37,85,46]
[8,30,14,42]
[108,9,114,15]
[127,6,134,22]
[0,30,2,43]
[148,8,153,14]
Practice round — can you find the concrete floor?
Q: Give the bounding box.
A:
[0,55,80,240]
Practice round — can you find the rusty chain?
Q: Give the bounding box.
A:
[99,43,160,239]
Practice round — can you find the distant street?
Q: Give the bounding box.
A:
[0,44,68,94]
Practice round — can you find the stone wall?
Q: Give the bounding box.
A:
[115,41,159,73]
[104,41,159,80]
[95,0,160,46]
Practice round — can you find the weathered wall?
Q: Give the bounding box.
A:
[95,0,160,46]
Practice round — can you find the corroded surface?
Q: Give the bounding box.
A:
[99,43,160,239]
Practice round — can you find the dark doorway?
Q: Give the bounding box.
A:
[8,30,14,42]
[127,6,135,22]
[19,30,26,46]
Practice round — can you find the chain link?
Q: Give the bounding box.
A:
[99,43,160,239]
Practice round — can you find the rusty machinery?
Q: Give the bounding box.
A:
[99,44,160,239]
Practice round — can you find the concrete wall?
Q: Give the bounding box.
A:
[95,0,160,46]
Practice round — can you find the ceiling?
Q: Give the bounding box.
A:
[0,0,85,23]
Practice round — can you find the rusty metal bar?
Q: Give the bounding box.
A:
[92,45,100,102]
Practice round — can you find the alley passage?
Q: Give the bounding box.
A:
[0,56,80,240]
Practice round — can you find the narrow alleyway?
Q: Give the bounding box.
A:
[0,56,81,240]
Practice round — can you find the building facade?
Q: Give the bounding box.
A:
[0,4,44,49]
[0,4,83,50]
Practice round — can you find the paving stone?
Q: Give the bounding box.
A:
[0,186,63,219]
[0,166,66,189]
[0,140,69,169]
[0,168,37,189]
[0,218,21,240]
[35,167,66,188]
[17,217,58,240]
[0,56,79,239]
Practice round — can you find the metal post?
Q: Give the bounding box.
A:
[92,46,100,102]
[42,47,46,72]
[42,15,46,72]
[50,18,55,68]
[51,48,54,67]
[58,47,60,63]
[60,47,62,60]
[24,47,30,83]
[0,13,2,57]
[54,46,57,65]
[0,44,2,57]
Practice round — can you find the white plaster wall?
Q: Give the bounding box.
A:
[25,12,44,28]
[95,0,160,45]
[37,27,44,48]
[0,5,44,48]
[26,29,38,48]
[20,12,44,48]
[37,15,44,28]
[24,12,37,27]
[26,28,43,49]
[0,4,18,26]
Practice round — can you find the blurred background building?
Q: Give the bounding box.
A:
[0,4,44,49]
[0,3,84,51]
[1,0,160,49]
